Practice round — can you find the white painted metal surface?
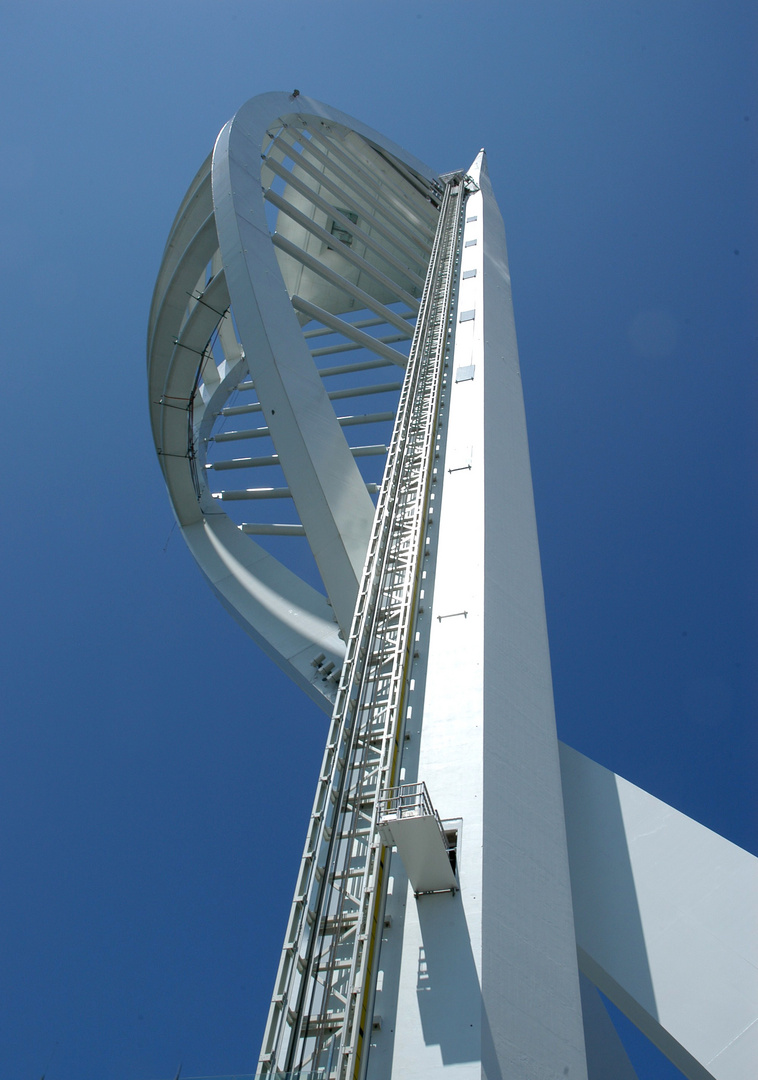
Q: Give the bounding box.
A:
[365,152,589,1080]
[377,784,458,895]
[149,94,757,1080]
[561,742,758,1080]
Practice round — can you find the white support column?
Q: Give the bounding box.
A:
[366,154,588,1080]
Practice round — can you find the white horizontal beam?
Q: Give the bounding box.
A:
[214,487,292,501]
[240,523,306,537]
[265,188,420,312]
[337,411,395,427]
[277,129,433,255]
[213,425,271,443]
[317,357,393,377]
[208,454,280,471]
[348,444,387,457]
[215,482,379,500]
[327,381,402,401]
[311,334,407,360]
[222,401,263,417]
[264,141,429,272]
[303,312,415,339]
[273,234,414,337]
[212,412,395,445]
[209,444,385,471]
[291,294,408,366]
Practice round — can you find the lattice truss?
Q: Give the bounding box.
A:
[257,179,466,1080]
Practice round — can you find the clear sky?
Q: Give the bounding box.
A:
[0,3,755,1079]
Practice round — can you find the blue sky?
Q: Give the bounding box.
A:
[0,3,754,1078]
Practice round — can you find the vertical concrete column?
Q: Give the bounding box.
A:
[476,151,587,1080]
[366,156,587,1080]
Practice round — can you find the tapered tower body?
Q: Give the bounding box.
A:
[148,93,757,1080]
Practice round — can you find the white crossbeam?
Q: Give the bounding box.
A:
[265,189,420,312]
[290,295,409,367]
[273,234,414,336]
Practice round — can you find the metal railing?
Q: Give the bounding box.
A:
[378,781,435,821]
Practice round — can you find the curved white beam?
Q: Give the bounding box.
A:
[211,94,437,633]
[148,92,439,701]
[186,515,345,713]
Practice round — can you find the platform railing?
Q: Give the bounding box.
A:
[378,781,435,821]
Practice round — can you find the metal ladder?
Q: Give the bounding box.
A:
[258,173,467,1080]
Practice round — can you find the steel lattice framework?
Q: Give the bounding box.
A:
[259,176,468,1079]
[148,93,758,1080]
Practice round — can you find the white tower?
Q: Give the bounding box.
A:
[148,93,757,1080]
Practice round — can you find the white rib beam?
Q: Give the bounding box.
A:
[348,444,387,456]
[327,381,402,401]
[215,482,379,501]
[290,294,409,366]
[241,523,306,537]
[209,454,281,470]
[278,130,433,255]
[212,412,395,444]
[222,401,263,417]
[336,411,395,427]
[210,444,386,471]
[265,189,420,311]
[214,487,293,501]
[273,235,414,337]
[303,312,415,339]
[311,334,407,360]
[318,358,392,377]
[213,426,271,443]
[264,142,430,272]
[306,126,438,238]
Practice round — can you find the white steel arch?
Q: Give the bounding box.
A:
[148,93,441,710]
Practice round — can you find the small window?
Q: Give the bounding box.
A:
[444,829,459,875]
[330,209,358,247]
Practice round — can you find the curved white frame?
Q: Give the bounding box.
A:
[147,93,439,709]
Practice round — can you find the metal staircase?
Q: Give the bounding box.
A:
[258,172,468,1080]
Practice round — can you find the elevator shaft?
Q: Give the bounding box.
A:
[258,173,467,1080]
